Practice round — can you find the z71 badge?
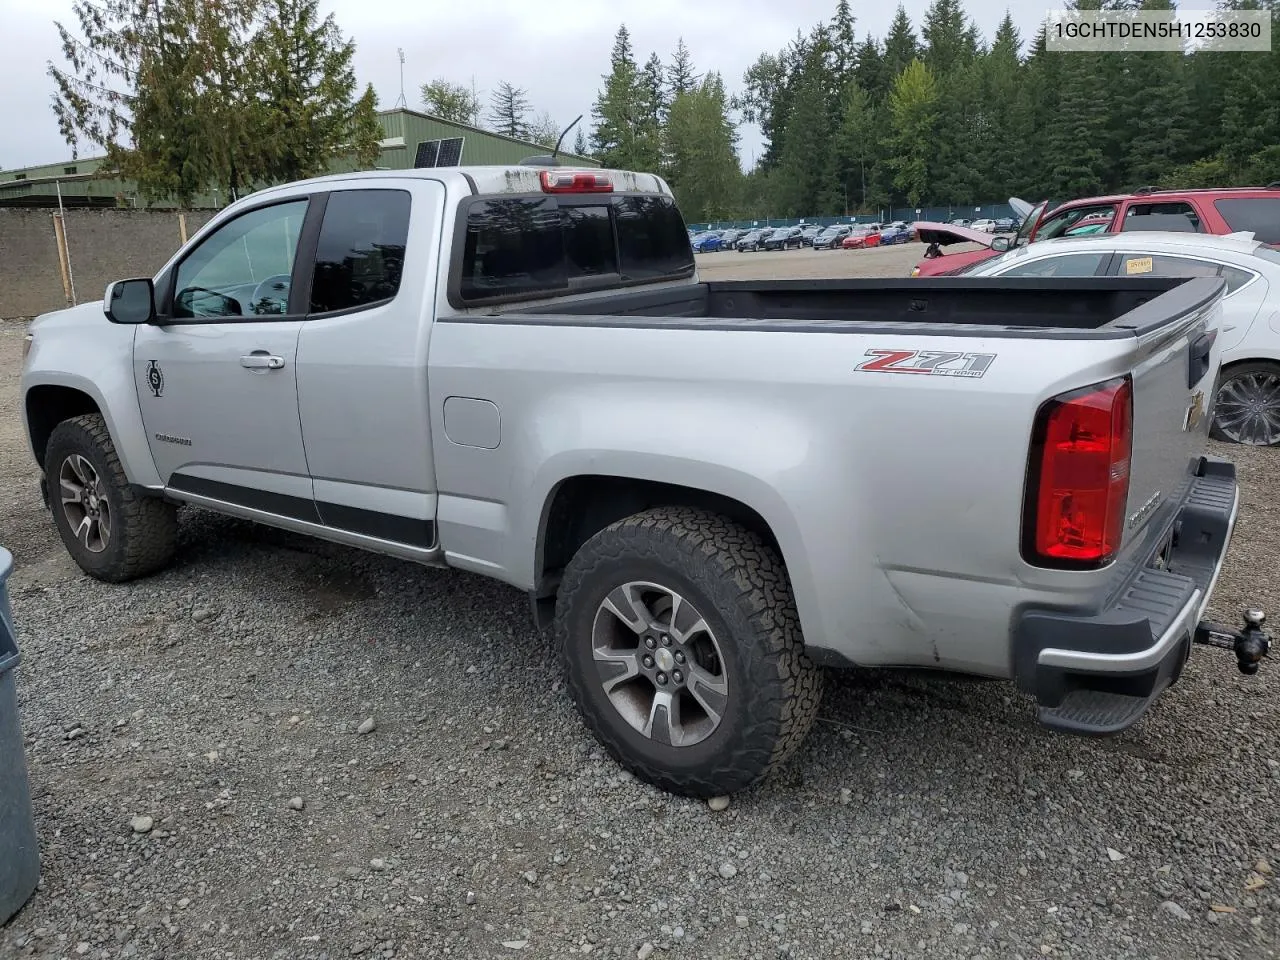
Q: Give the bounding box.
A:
[855,349,997,379]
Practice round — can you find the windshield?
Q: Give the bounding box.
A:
[1015,201,1048,245]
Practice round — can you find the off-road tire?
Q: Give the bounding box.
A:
[555,506,824,797]
[45,414,179,582]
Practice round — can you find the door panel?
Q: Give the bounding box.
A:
[136,196,315,511]
[295,181,445,546]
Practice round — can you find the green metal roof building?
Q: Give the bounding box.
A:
[0,108,598,209]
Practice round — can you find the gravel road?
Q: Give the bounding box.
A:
[2,250,1280,960]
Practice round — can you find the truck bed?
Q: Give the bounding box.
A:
[507,277,1218,339]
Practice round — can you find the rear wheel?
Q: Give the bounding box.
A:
[555,507,824,798]
[1211,361,1280,445]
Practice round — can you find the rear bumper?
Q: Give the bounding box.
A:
[1013,455,1239,735]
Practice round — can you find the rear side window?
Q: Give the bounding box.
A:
[1122,201,1203,233]
[456,194,693,303]
[1215,198,1280,245]
[310,190,411,314]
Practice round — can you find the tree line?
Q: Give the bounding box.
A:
[579,0,1280,223]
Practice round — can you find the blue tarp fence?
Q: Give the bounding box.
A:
[687,202,1018,233]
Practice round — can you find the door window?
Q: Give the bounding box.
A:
[1121,201,1204,233]
[1034,204,1117,241]
[309,190,412,314]
[173,200,309,319]
[996,252,1109,277]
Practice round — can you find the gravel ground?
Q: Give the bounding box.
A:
[2,253,1280,960]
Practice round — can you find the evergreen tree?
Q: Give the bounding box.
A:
[667,38,700,99]
[854,34,884,97]
[886,59,939,206]
[245,0,381,188]
[665,72,742,221]
[881,6,921,89]
[830,0,859,78]
[590,25,660,170]
[771,44,835,216]
[573,127,589,157]
[487,81,531,139]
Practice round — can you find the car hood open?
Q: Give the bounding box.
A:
[912,222,998,248]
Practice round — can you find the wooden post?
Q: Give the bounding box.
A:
[178,213,188,246]
[52,214,73,307]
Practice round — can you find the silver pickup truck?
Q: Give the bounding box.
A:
[19,164,1270,798]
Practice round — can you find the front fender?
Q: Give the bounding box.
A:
[21,316,161,489]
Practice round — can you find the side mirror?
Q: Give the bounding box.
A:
[990,236,1011,253]
[104,278,156,324]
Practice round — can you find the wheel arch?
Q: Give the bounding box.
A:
[530,473,802,631]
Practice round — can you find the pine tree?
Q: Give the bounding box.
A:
[667,38,700,99]
[665,72,742,221]
[886,59,939,206]
[831,0,858,78]
[921,0,979,76]
[573,127,589,158]
[590,25,660,170]
[771,44,835,216]
[244,0,381,188]
[881,6,920,88]
[49,0,254,206]
[855,35,884,98]
[488,81,532,139]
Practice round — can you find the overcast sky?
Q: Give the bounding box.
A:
[0,0,1046,171]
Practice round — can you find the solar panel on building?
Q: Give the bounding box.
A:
[435,137,465,167]
[414,140,441,168]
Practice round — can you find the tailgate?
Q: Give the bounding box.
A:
[1119,279,1225,547]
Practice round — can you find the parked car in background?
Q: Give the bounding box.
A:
[879,224,913,245]
[812,224,853,250]
[690,231,723,253]
[971,219,997,233]
[958,230,1280,445]
[735,229,767,252]
[916,185,1280,277]
[763,226,805,251]
[993,217,1017,232]
[798,225,822,247]
[718,229,744,249]
[949,218,973,228]
[842,226,881,249]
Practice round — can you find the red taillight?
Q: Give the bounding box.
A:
[1024,376,1133,568]
[539,170,613,193]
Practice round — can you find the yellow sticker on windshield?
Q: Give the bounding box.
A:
[1125,256,1153,275]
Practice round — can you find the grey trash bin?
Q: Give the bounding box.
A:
[0,546,40,925]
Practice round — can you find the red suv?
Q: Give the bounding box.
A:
[913,184,1280,277]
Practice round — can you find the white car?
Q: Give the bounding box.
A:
[961,231,1280,445]
[971,219,996,233]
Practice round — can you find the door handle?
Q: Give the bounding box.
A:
[240,354,285,370]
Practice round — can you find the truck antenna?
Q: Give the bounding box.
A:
[552,115,583,162]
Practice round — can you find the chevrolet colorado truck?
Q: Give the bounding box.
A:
[20,164,1270,798]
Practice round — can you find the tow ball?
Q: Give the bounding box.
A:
[1194,608,1272,675]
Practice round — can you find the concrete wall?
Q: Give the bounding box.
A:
[0,209,216,319]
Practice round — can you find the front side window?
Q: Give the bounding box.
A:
[309,190,411,314]
[996,252,1108,277]
[1035,204,1117,241]
[173,200,309,319]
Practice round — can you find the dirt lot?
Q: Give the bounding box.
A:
[2,247,1280,960]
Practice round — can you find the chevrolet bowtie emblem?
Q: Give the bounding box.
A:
[1184,390,1205,432]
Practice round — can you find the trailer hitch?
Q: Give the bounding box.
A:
[1194,608,1271,675]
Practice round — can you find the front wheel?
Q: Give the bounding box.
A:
[45,414,179,582]
[555,507,824,798]
[1211,361,1280,445]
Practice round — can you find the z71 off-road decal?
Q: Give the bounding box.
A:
[855,349,997,379]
